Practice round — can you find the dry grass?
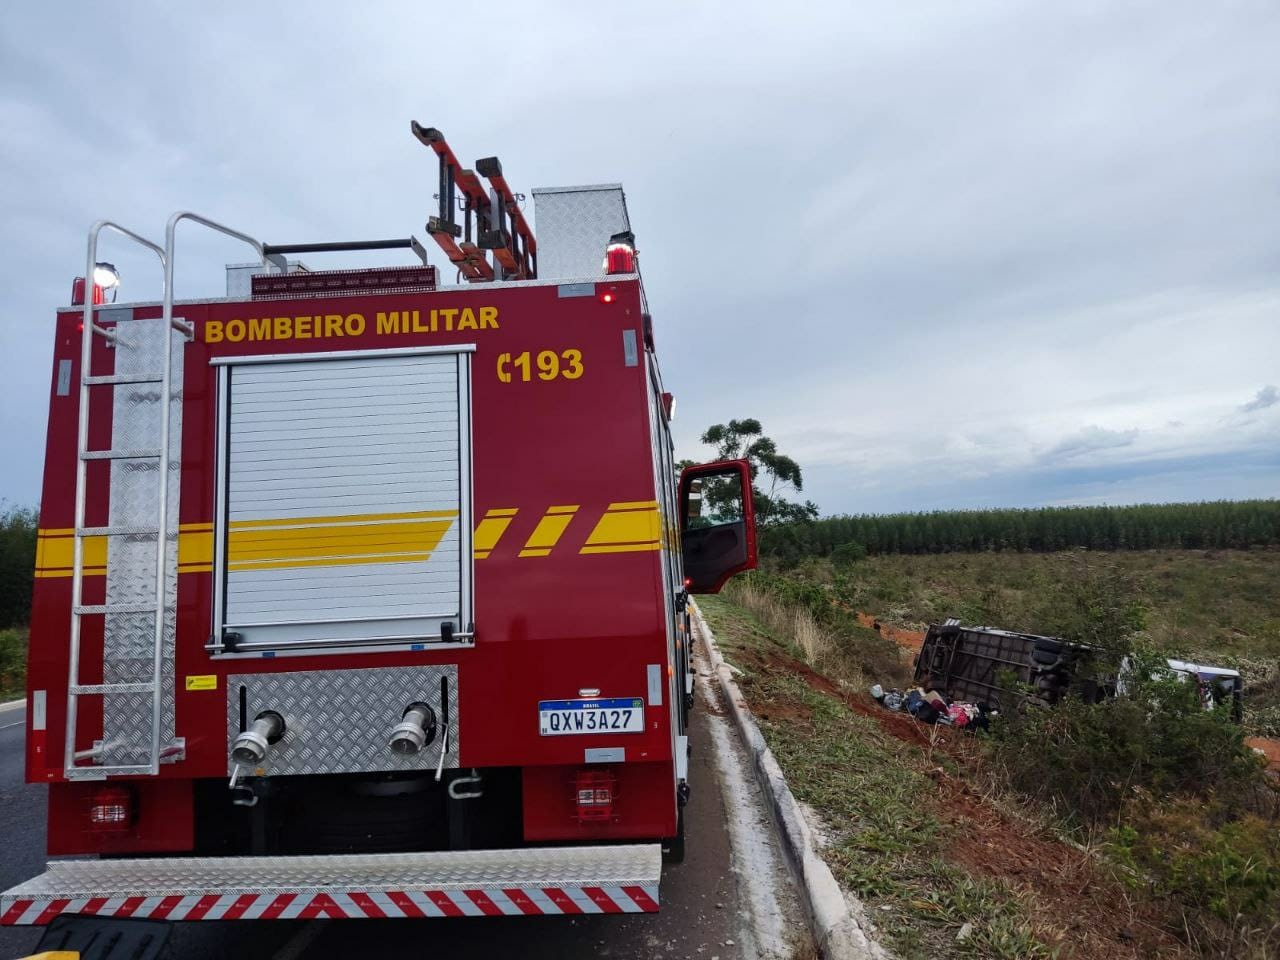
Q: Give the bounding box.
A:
[726,577,836,671]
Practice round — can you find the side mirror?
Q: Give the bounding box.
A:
[678,459,757,594]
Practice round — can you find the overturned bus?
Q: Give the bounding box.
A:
[914,622,1242,719]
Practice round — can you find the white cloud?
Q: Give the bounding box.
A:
[1240,385,1278,413]
[1043,426,1139,462]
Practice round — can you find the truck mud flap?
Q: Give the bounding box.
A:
[1,844,661,925]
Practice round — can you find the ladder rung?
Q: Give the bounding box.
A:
[81,448,161,460]
[78,525,160,537]
[74,603,156,615]
[67,764,156,779]
[71,683,156,695]
[84,373,164,385]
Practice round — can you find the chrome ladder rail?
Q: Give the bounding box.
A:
[65,214,267,779]
[65,222,189,778]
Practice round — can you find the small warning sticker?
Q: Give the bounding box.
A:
[185,675,218,692]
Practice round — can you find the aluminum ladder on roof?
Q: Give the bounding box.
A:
[64,214,269,779]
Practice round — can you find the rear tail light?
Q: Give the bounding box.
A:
[573,768,617,823]
[87,785,134,833]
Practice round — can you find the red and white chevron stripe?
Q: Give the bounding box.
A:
[1,883,660,925]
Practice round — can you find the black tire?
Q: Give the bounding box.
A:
[662,804,686,864]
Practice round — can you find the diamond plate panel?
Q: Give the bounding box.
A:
[532,185,631,280]
[227,666,459,776]
[2,844,661,899]
[101,317,183,767]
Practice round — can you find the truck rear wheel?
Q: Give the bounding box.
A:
[662,804,686,864]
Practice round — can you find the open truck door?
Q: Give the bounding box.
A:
[679,459,757,593]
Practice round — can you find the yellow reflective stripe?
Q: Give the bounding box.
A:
[34,567,107,579]
[37,499,668,575]
[228,520,453,565]
[580,542,661,554]
[178,530,213,568]
[583,505,661,551]
[228,552,434,572]
[34,531,107,575]
[473,508,517,558]
[231,520,447,548]
[519,506,578,557]
[228,509,458,530]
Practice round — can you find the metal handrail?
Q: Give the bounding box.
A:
[150,212,268,769]
[66,221,167,776]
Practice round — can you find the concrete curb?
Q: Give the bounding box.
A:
[692,600,888,960]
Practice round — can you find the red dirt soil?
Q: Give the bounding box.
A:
[855,611,926,653]
[1247,736,1280,770]
[729,640,1187,959]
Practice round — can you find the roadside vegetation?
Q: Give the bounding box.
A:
[761,499,1280,560]
[0,628,27,700]
[701,555,1280,958]
[0,502,36,700]
[701,592,1164,959]
[749,551,1280,737]
[0,502,37,629]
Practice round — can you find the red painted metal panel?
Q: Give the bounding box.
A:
[31,277,680,854]
[522,761,676,841]
[46,778,193,855]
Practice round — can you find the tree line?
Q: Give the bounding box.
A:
[0,504,37,628]
[760,499,1280,561]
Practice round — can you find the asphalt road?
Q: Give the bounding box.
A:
[0,682,801,960]
[0,701,46,960]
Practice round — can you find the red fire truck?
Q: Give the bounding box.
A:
[2,125,757,929]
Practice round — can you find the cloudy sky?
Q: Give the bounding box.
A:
[1,1,1277,516]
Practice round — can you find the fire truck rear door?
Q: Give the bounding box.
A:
[212,346,474,653]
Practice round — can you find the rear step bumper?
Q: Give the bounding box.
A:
[1,844,661,925]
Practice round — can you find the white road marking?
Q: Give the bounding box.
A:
[0,701,24,732]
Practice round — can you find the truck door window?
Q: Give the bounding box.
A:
[685,475,744,530]
[678,460,756,594]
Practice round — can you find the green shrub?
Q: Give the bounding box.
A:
[989,649,1266,829]
[830,541,868,566]
[1110,802,1280,954]
[0,628,27,699]
[0,503,37,629]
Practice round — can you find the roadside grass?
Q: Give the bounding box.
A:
[697,595,1056,960]
[706,565,1280,959]
[827,549,1280,661]
[721,576,910,689]
[769,550,1280,736]
[0,628,26,700]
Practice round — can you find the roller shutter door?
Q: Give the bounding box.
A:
[218,350,472,651]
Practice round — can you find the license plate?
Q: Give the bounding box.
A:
[539,698,645,736]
